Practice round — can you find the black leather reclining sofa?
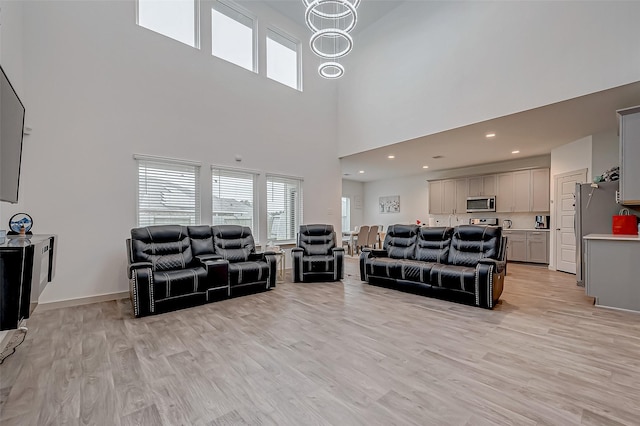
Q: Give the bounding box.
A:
[360,224,506,309]
[126,224,276,318]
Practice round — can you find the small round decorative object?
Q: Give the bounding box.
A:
[9,213,33,234]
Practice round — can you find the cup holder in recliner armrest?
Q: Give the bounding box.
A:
[201,259,229,289]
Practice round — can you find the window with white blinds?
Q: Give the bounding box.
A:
[212,167,257,232]
[137,157,201,227]
[266,175,302,242]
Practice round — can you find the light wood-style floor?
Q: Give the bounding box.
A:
[1,259,640,425]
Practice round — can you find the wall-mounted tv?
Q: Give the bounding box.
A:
[0,64,26,204]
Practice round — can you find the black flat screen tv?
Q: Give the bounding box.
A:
[0,64,25,204]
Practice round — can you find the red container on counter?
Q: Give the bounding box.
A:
[612,214,638,235]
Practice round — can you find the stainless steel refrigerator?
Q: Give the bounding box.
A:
[575,181,620,286]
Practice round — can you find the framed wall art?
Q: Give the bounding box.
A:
[379,195,400,213]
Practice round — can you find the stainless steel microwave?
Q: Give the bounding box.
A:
[466,196,496,213]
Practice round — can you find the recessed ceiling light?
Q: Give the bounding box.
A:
[486,133,496,138]
[512,150,520,154]
[388,155,395,159]
[422,166,429,169]
[359,170,365,174]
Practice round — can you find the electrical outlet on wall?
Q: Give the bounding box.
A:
[327,208,334,216]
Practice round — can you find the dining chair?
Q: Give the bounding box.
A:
[367,225,379,250]
[342,234,352,256]
[377,225,384,247]
[354,225,370,255]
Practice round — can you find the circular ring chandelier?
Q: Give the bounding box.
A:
[305,0,358,34]
[310,28,353,59]
[303,0,360,19]
[303,0,359,79]
[318,62,345,79]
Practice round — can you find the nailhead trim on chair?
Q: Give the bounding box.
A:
[487,264,494,309]
[132,271,139,317]
[474,269,480,306]
[149,268,155,313]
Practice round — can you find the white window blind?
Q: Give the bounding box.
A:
[212,1,256,71]
[212,167,257,232]
[137,157,201,227]
[266,28,300,90]
[266,175,302,242]
[137,0,198,48]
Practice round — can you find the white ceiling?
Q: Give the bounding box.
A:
[341,82,640,182]
[263,0,405,35]
[262,1,640,184]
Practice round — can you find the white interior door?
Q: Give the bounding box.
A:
[555,170,587,274]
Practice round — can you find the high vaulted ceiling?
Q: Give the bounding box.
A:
[263,2,640,184]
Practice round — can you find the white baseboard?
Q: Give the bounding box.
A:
[594,303,640,315]
[36,291,129,312]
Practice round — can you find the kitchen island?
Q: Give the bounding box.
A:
[583,234,640,312]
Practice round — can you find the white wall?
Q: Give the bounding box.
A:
[592,130,619,178]
[549,136,593,270]
[341,179,363,231]
[19,0,341,303]
[0,0,23,93]
[0,0,25,225]
[363,175,428,229]
[337,1,640,157]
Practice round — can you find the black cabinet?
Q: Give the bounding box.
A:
[0,235,56,331]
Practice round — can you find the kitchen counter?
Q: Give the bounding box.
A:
[504,228,550,232]
[583,233,640,241]
[584,235,640,312]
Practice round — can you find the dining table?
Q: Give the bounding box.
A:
[342,230,386,255]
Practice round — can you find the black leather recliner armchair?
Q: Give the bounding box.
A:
[126,224,276,318]
[292,224,344,282]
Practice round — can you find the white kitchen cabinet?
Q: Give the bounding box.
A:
[504,230,527,262]
[584,235,640,312]
[497,169,549,213]
[497,173,515,212]
[513,170,531,212]
[618,106,640,205]
[531,168,550,212]
[482,175,497,196]
[429,178,467,214]
[431,168,549,214]
[468,175,496,197]
[526,231,549,263]
[429,180,443,214]
[468,177,483,197]
[455,178,468,214]
[504,230,549,264]
[442,179,457,214]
